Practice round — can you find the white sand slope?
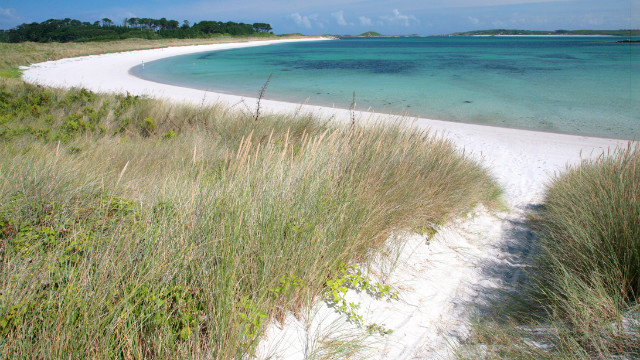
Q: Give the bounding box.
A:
[22,38,629,359]
[257,207,507,359]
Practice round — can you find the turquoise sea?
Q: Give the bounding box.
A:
[131,37,640,139]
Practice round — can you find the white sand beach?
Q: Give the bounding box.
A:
[22,38,628,359]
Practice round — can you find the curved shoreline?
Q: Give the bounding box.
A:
[21,38,626,205]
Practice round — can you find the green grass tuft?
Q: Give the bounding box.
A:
[0,67,21,79]
[462,143,640,359]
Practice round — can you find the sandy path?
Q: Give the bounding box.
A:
[22,38,628,359]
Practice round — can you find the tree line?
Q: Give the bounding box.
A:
[0,17,273,43]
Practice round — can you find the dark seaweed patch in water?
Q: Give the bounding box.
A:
[538,54,579,60]
[482,63,527,74]
[474,60,559,74]
[434,57,558,74]
[197,54,214,60]
[431,54,475,61]
[438,59,471,68]
[274,59,419,74]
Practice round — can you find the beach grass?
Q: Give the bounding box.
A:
[0,64,501,359]
[462,144,640,359]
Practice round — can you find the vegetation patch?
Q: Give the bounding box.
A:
[324,263,397,335]
[0,67,20,79]
[463,144,640,359]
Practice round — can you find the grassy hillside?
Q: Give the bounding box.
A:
[0,41,500,358]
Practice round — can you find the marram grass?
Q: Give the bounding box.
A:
[462,144,640,359]
[0,78,501,358]
[533,143,640,357]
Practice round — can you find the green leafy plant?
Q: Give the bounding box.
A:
[417,224,440,242]
[116,283,206,341]
[141,116,156,136]
[324,263,397,335]
[268,275,304,299]
[238,296,268,350]
[162,129,177,139]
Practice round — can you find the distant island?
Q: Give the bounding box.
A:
[336,29,640,38]
[340,31,430,38]
[338,31,384,38]
[358,31,383,37]
[448,29,640,36]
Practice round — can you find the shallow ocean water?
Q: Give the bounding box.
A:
[132,37,640,139]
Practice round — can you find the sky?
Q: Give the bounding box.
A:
[1,0,638,35]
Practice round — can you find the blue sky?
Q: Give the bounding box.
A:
[1,0,638,34]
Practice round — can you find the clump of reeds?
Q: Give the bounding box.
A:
[533,143,640,356]
[462,143,640,359]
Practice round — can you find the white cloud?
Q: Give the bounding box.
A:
[290,12,312,29]
[0,7,22,28]
[359,16,372,26]
[309,14,326,28]
[0,7,18,20]
[444,0,576,6]
[583,13,604,26]
[332,10,348,26]
[508,12,527,24]
[380,9,419,27]
[468,16,480,25]
[492,20,507,27]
